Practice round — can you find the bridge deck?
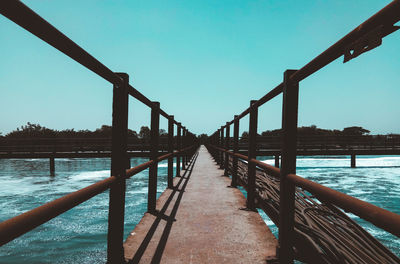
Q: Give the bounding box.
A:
[123,146,277,263]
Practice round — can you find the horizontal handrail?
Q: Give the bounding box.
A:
[287,173,400,238]
[290,0,400,83]
[233,83,284,124]
[207,144,400,238]
[0,1,120,85]
[2,134,399,143]
[0,145,195,246]
[0,1,185,128]
[209,145,279,177]
[125,146,193,178]
[0,176,116,246]
[222,0,400,127]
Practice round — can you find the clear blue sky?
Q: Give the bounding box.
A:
[1,0,399,136]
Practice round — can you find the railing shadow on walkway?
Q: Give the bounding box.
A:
[127,151,199,264]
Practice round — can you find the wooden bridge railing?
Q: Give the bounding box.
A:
[0,138,170,153]
[0,1,199,263]
[207,1,400,263]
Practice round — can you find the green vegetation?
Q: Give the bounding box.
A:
[2,122,157,139]
[2,123,399,141]
[254,125,372,137]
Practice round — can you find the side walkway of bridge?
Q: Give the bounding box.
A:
[123,146,278,263]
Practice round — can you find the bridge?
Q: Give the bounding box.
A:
[2,135,400,174]
[1,1,400,264]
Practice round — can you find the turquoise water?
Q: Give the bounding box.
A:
[0,157,175,264]
[0,155,399,263]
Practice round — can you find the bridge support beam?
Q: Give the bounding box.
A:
[247,100,258,210]
[107,72,129,264]
[351,154,356,168]
[279,69,299,264]
[49,156,55,176]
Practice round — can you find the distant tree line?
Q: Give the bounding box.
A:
[241,125,374,139]
[1,122,168,139]
[2,123,399,141]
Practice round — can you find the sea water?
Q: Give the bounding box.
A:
[0,157,174,264]
[0,155,399,263]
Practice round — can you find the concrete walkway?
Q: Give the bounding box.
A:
[124,146,277,263]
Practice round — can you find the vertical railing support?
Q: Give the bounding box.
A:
[224,122,230,176]
[279,69,299,264]
[127,156,131,169]
[187,129,190,165]
[49,155,55,176]
[247,100,258,210]
[275,155,280,168]
[167,115,174,189]
[148,101,160,213]
[351,153,356,168]
[216,129,221,164]
[185,129,189,166]
[176,123,181,177]
[107,72,129,264]
[213,132,217,159]
[231,115,239,187]
[220,126,224,169]
[182,128,186,170]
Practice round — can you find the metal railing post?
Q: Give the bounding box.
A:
[231,115,239,187]
[49,155,55,176]
[224,122,230,176]
[275,155,280,168]
[176,123,181,177]
[148,101,160,213]
[182,128,186,170]
[167,115,174,189]
[185,129,189,166]
[216,129,221,164]
[279,69,299,264]
[214,132,218,159]
[107,72,129,263]
[220,126,224,169]
[247,100,258,210]
[187,129,190,165]
[351,153,356,168]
